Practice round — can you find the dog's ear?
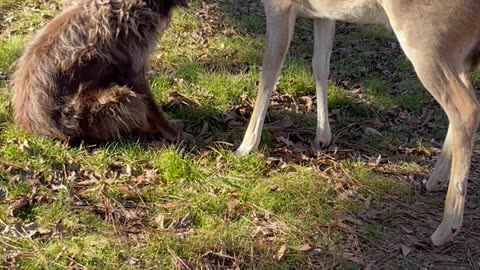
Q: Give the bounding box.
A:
[174,0,188,8]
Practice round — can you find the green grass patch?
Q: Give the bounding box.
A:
[0,36,26,74]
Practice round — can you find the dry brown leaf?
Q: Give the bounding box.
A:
[276,244,288,260]
[299,96,313,112]
[343,216,364,226]
[22,223,38,237]
[289,244,313,252]
[6,195,29,217]
[401,244,412,256]
[37,227,52,237]
[4,223,38,238]
[365,127,382,136]
[276,136,294,147]
[155,214,165,229]
[400,225,413,234]
[54,220,64,235]
[145,169,159,181]
[67,160,80,171]
[308,248,323,257]
[168,214,192,230]
[265,116,294,131]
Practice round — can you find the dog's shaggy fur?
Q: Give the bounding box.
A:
[11,0,187,144]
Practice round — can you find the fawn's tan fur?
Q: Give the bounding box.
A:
[236,0,480,246]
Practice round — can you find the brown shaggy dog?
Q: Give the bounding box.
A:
[10,0,187,144]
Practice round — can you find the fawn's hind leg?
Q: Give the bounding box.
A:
[404,51,478,246]
[385,15,479,248]
[427,125,453,191]
[427,72,474,191]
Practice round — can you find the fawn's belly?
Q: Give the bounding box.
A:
[295,0,389,25]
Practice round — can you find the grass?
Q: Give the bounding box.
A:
[1,0,480,269]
